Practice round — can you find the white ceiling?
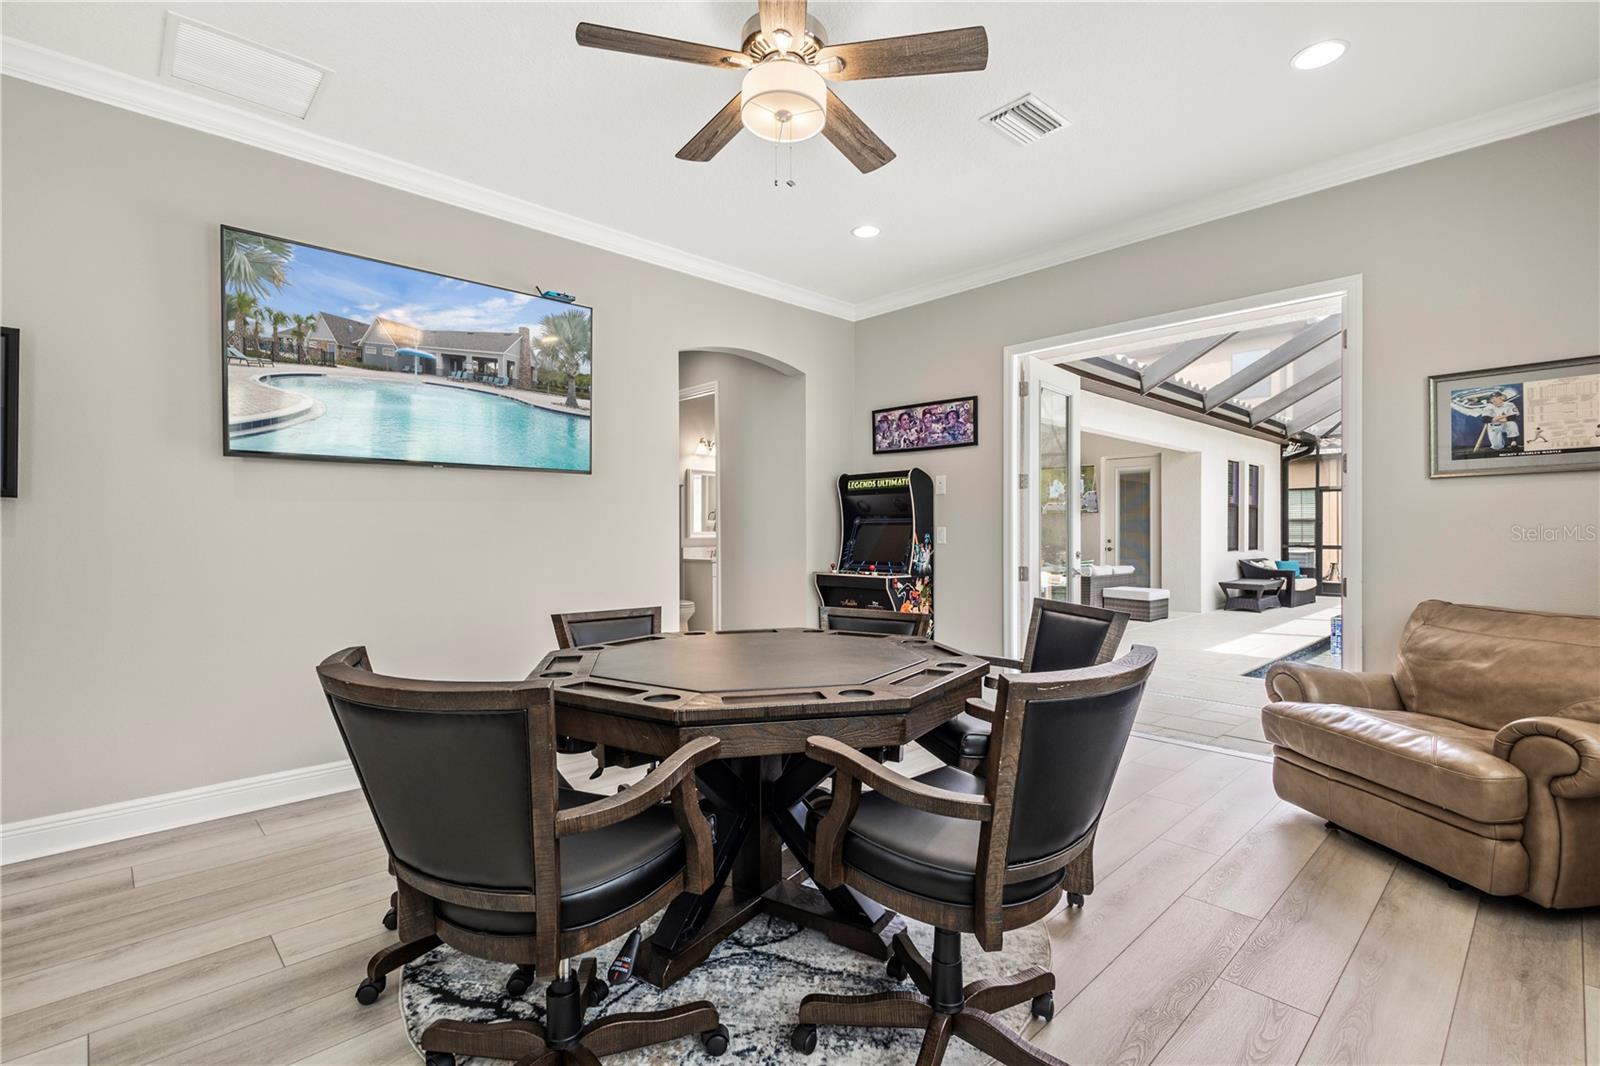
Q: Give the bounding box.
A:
[4,3,1597,318]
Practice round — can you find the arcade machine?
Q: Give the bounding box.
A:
[813,468,935,634]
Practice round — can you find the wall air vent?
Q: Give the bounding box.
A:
[160,12,329,119]
[980,94,1068,146]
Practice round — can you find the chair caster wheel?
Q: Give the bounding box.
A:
[506,966,535,997]
[791,1024,818,1055]
[701,1024,730,1056]
[424,1053,455,1066]
[1066,892,1085,909]
[886,956,908,982]
[586,976,609,1006]
[381,907,397,931]
[354,976,386,1005]
[1031,992,1055,1022]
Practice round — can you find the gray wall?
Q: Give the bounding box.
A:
[853,118,1600,663]
[679,351,809,631]
[0,80,853,822]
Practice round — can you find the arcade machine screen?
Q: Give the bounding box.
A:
[848,519,912,571]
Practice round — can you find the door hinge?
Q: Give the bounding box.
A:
[1018,473,1029,489]
[1018,380,1030,397]
[1018,565,1029,582]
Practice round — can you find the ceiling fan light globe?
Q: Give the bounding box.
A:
[740,58,827,143]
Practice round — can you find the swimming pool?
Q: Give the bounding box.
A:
[230,374,590,472]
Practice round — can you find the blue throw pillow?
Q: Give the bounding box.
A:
[1275,561,1301,576]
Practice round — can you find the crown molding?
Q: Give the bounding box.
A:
[852,79,1600,320]
[0,36,857,321]
[4,36,1594,325]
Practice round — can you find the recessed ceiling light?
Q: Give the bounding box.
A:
[1290,39,1347,71]
[851,224,881,239]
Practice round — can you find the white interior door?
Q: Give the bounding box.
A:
[1104,455,1161,587]
[1004,358,1082,657]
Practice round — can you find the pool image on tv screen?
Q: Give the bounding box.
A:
[221,226,591,473]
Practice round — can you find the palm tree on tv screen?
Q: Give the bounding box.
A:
[225,290,259,351]
[538,310,591,408]
[268,310,290,361]
[290,313,314,363]
[223,231,292,300]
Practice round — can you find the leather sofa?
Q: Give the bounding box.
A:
[1262,599,1600,909]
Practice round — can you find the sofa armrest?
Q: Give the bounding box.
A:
[1264,663,1403,710]
[1493,717,1600,798]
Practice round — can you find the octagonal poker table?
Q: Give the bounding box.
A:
[529,627,988,989]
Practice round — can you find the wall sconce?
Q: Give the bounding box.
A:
[696,437,716,456]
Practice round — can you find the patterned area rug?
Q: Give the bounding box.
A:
[401,912,1051,1064]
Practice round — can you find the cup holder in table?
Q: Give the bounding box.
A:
[838,689,876,698]
[540,671,573,679]
[937,661,969,669]
[643,693,681,703]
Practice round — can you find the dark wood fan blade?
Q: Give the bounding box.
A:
[815,27,988,80]
[676,93,745,162]
[823,90,894,173]
[759,0,808,44]
[575,23,746,67]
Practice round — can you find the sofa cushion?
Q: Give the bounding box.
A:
[1394,600,1600,730]
[1103,586,1168,602]
[1262,701,1527,823]
[1294,577,1318,592]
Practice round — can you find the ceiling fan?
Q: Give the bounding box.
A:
[575,1,988,174]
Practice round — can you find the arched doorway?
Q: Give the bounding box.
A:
[678,349,807,631]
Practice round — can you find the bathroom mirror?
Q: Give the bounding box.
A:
[685,468,717,541]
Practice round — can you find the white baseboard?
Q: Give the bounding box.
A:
[0,760,359,865]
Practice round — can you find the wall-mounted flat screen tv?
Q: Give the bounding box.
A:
[2,326,17,498]
[221,225,592,473]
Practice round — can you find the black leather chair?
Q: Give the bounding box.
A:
[552,606,662,648]
[551,607,662,773]
[819,606,932,637]
[317,647,729,1066]
[919,598,1128,773]
[792,646,1157,1065]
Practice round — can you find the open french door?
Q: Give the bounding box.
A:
[1002,357,1082,658]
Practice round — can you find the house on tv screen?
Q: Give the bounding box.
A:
[356,316,535,383]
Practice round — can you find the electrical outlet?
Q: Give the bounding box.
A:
[934,475,947,495]
[936,526,948,544]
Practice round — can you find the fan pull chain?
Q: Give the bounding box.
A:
[772,114,797,189]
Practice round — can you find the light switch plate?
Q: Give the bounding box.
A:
[934,475,947,495]
[936,526,948,544]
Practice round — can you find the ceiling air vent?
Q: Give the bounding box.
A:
[980,94,1068,146]
[160,12,329,119]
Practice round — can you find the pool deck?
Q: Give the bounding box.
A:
[226,363,592,431]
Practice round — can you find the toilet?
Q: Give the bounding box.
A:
[679,599,697,631]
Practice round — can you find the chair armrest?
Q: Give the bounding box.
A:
[554,737,720,893]
[1494,717,1600,798]
[978,654,1022,691]
[1264,664,1403,710]
[806,735,993,891]
[806,736,993,820]
[963,696,995,724]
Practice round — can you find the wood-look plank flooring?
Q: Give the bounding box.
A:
[2,736,1591,1065]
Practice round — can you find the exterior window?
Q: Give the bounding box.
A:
[1227,461,1240,551]
[1248,464,1261,551]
